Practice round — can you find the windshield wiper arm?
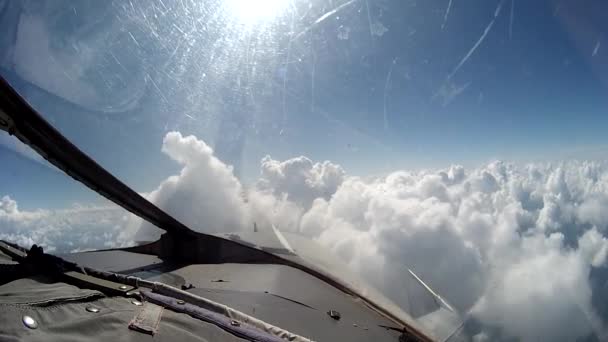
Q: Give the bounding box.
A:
[0,76,193,237]
[408,268,455,313]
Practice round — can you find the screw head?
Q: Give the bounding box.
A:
[22,315,38,329]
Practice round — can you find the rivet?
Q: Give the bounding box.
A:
[176,300,185,305]
[86,306,100,313]
[118,285,129,290]
[230,320,240,327]
[22,315,38,329]
[353,323,358,327]
[131,300,143,306]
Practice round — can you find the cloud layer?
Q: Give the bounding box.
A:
[3,132,608,341]
[0,195,132,253]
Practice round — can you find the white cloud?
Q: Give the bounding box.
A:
[257,155,345,208]
[472,232,600,341]
[0,197,131,253]
[580,228,608,268]
[4,132,608,341]
[0,195,19,215]
[578,195,608,229]
[133,131,251,241]
[249,155,608,341]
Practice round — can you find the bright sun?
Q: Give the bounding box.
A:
[223,0,289,25]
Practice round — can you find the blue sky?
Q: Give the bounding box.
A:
[1,0,608,209]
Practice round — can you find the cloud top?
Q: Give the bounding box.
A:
[3,132,608,341]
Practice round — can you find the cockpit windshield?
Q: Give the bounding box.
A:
[2,1,608,341]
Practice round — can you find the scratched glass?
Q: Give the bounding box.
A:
[1,1,607,340]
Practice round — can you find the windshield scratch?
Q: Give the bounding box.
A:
[592,40,600,57]
[109,51,128,73]
[365,0,374,40]
[447,0,504,80]
[158,0,168,13]
[509,0,514,40]
[441,0,453,30]
[282,11,296,126]
[127,31,141,48]
[292,0,357,41]
[383,58,397,131]
[147,74,168,105]
[310,43,316,113]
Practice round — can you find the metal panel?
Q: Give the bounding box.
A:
[61,250,163,273]
[158,263,404,341]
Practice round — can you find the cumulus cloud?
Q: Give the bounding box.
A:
[294,160,608,341]
[132,133,608,340]
[0,195,19,215]
[4,132,608,341]
[256,155,345,208]
[250,157,608,341]
[0,196,131,253]
[132,131,251,241]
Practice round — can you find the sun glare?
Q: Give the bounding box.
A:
[223,0,289,25]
